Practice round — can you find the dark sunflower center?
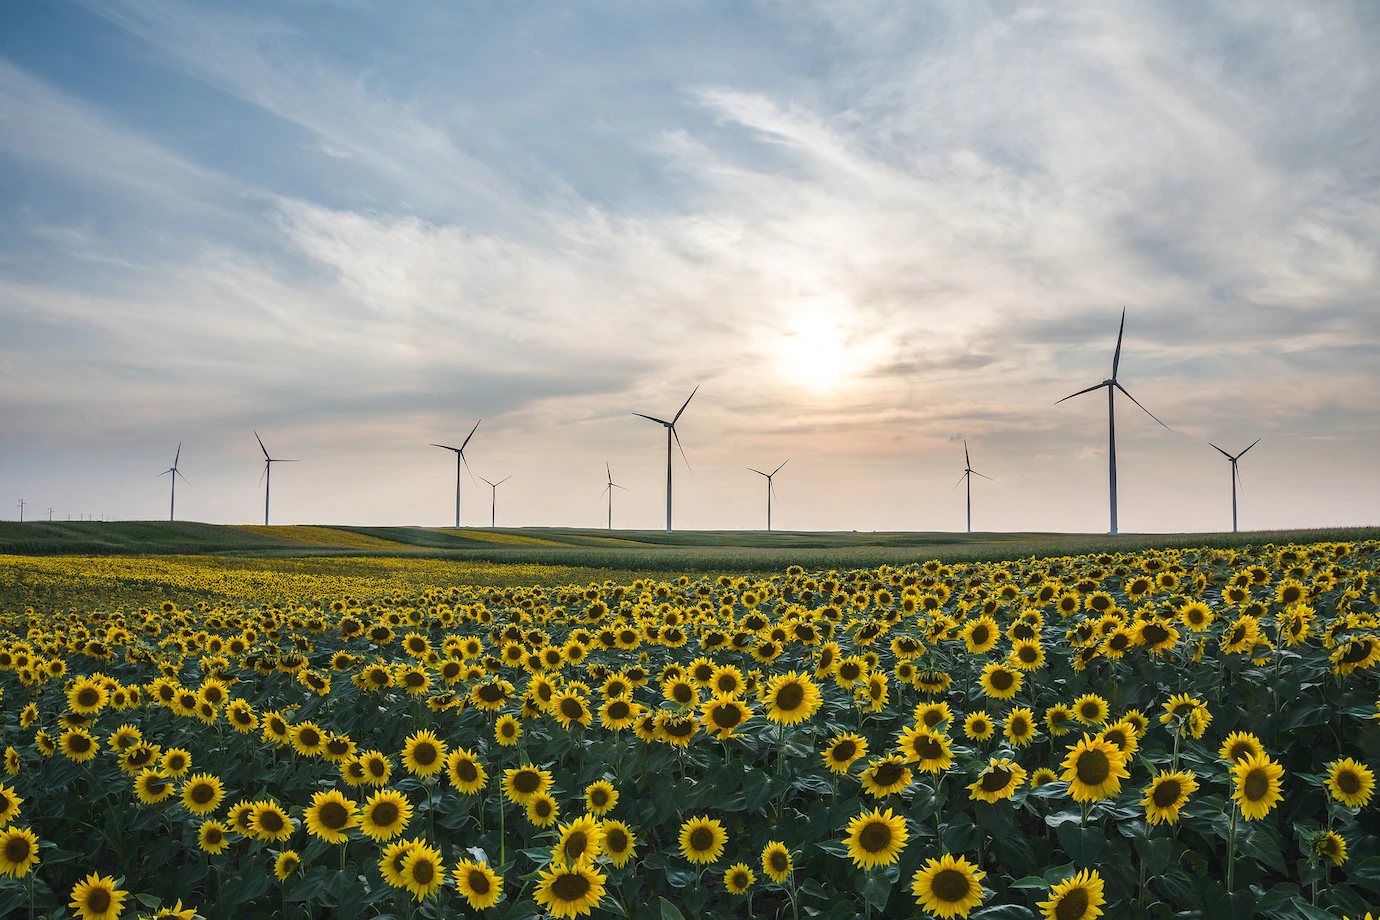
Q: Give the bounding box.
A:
[1011,718,1029,737]
[1342,641,1372,664]
[514,771,541,793]
[873,761,906,786]
[1076,750,1111,786]
[923,710,944,728]
[564,831,589,857]
[774,682,805,711]
[972,626,990,645]
[319,801,349,829]
[412,859,435,884]
[1080,703,1099,719]
[833,740,857,761]
[260,810,284,832]
[605,828,627,851]
[690,827,715,851]
[86,888,112,913]
[914,736,944,760]
[4,838,32,862]
[712,705,742,728]
[1244,769,1269,801]
[989,670,1013,691]
[840,664,861,680]
[69,735,92,753]
[1337,771,1362,795]
[300,729,320,747]
[405,673,425,687]
[205,827,223,844]
[859,821,892,853]
[412,743,438,766]
[77,688,100,707]
[1143,624,1169,644]
[1109,634,1129,650]
[372,801,399,825]
[478,685,504,702]
[1019,646,1038,662]
[980,768,1013,793]
[1055,887,1089,920]
[590,789,609,807]
[665,719,694,737]
[468,870,491,893]
[932,868,971,903]
[368,759,388,777]
[607,701,630,720]
[454,758,478,782]
[561,699,584,719]
[552,872,591,901]
[191,784,216,804]
[1152,779,1182,807]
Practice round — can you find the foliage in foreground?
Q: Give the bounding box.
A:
[1,540,1379,919]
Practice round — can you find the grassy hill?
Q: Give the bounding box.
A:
[1,521,1376,572]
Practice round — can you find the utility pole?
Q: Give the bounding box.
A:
[48,508,53,521]
[16,499,25,522]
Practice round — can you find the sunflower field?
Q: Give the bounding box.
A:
[1,540,1379,920]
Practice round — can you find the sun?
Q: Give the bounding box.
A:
[775,309,870,391]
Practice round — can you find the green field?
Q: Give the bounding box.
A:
[1,521,1377,571]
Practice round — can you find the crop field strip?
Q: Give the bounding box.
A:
[0,538,1378,919]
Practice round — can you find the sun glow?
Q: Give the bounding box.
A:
[775,310,871,392]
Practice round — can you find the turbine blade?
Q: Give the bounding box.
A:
[971,470,995,482]
[174,442,181,467]
[496,476,511,486]
[460,419,482,451]
[1111,307,1126,380]
[672,426,692,473]
[772,459,789,476]
[460,451,476,483]
[672,385,699,425]
[749,468,769,477]
[606,461,612,482]
[1113,382,1171,430]
[431,444,461,451]
[254,431,270,460]
[1208,442,1234,460]
[952,471,969,491]
[1055,382,1107,405]
[1234,460,1246,494]
[259,464,268,488]
[480,477,495,487]
[175,469,190,485]
[613,483,630,491]
[964,439,970,468]
[601,484,611,496]
[633,413,670,425]
[1238,437,1261,459]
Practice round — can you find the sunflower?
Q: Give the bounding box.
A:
[964,712,995,742]
[553,815,603,866]
[289,722,327,758]
[911,853,986,918]
[913,701,953,732]
[360,789,412,841]
[600,819,637,867]
[699,695,755,740]
[446,748,488,794]
[599,697,640,731]
[584,780,618,815]
[822,732,869,774]
[1159,693,1212,738]
[274,849,301,881]
[551,691,595,729]
[1030,767,1059,789]
[527,792,560,827]
[1140,770,1198,825]
[494,714,522,747]
[1096,720,1138,757]
[1232,752,1285,820]
[0,784,22,826]
[304,788,358,844]
[133,770,176,805]
[843,807,909,869]
[1136,619,1179,653]
[252,801,295,842]
[895,725,952,773]
[678,815,727,864]
[197,819,230,855]
[979,662,1022,700]
[724,862,756,895]
[59,728,99,763]
[401,730,447,778]
[454,858,504,910]
[860,755,914,797]
[1316,830,1348,866]
[180,773,225,816]
[1003,707,1038,747]
[1041,703,1074,736]
[1326,758,1375,808]
[1216,731,1262,766]
[962,616,1000,654]
[261,711,291,746]
[69,873,128,920]
[761,840,792,883]
[967,757,1027,803]
[533,861,607,919]
[503,765,554,806]
[762,671,823,725]
[67,678,108,715]
[1072,693,1109,726]
[0,826,40,877]
[1038,868,1105,920]
[1060,735,1130,803]
[400,841,445,901]
[378,838,418,889]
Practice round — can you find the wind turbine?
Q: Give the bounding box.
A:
[479,476,510,528]
[634,386,697,533]
[601,463,628,530]
[1209,439,1259,533]
[432,420,482,528]
[159,443,189,522]
[254,432,300,526]
[953,440,992,534]
[1055,309,1170,535]
[748,460,788,531]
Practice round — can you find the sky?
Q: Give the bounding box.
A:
[1,0,1377,534]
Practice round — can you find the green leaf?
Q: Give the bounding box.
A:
[659,897,687,920]
[1008,876,1050,891]
[1055,821,1103,867]
[856,873,892,912]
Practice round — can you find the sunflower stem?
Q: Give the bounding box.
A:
[1226,802,1238,894]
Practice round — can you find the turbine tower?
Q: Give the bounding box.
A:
[953,440,992,534]
[634,386,697,533]
[255,432,299,526]
[159,443,189,522]
[1209,439,1259,534]
[479,476,510,528]
[1055,309,1170,535]
[601,463,628,530]
[432,420,481,528]
[748,460,788,531]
